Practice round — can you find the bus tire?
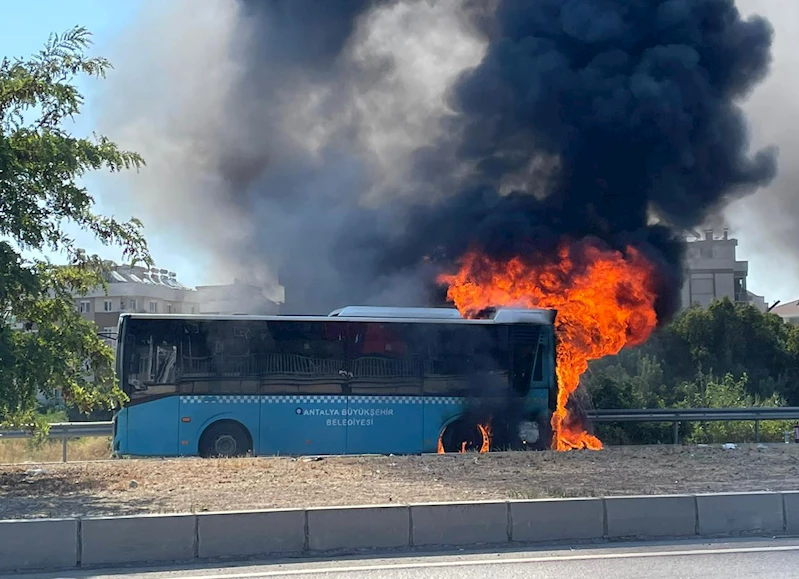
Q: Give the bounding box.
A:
[199,421,252,458]
[439,419,489,453]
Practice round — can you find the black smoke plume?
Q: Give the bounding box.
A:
[359,0,777,322]
[100,0,777,319]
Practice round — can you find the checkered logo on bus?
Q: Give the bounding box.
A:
[180,395,464,405]
[424,397,465,405]
[182,395,260,404]
[262,395,347,404]
[349,395,422,404]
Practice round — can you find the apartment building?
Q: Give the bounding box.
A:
[76,264,200,342]
[680,229,766,312]
[76,265,286,338]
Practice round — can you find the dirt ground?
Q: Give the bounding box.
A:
[3,444,799,520]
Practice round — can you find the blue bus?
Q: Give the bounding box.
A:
[112,306,557,457]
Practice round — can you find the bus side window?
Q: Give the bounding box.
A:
[347,322,421,395]
[154,344,177,384]
[259,321,346,394]
[470,326,509,374]
[125,319,180,398]
[180,322,214,379]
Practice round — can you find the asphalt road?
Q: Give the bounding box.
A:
[18,538,799,579]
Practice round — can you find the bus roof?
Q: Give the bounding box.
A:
[328,306,463,319]
[121,306,557,325]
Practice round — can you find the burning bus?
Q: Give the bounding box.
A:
[112,306,557,457]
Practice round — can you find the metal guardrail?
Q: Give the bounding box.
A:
[2,408,799,461]
[0,421,112,462]
[588,408,799,421]
[587,407,799,444]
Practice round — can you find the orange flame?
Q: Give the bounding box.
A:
[478,422,491,453]
[438,242,658,451]
[437,422,493,454]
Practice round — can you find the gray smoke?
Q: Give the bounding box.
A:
[97,0,485,312]
[726,0,799,301]
[97,0,781,314]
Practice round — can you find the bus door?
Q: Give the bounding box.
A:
[123,319,182,456]
[344,322,424,454]
[258,321,348,456]
[510,324,551,448]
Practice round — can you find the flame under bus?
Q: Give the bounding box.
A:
[112,306,557,457]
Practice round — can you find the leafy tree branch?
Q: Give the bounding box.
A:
[0,26,151,427]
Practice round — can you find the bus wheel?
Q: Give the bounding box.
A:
[439,419,490,453]
[199,421,252,458]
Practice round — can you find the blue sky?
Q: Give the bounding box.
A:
[0,0,209,285]
[0,1,141,130]
[2,1,797,302]
[0,1,139,58]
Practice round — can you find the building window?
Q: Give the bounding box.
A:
[130,299,137,311]
[167,303,173,314]
[734,277,746,303]
[149,301,158,313]
[190,305,196,314]
[691,277,714,296]
[79,301,91,314]
[104,300,113,312]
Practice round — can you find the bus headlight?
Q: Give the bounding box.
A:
[519,421,539,445]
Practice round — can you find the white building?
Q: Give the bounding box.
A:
[769,300,799,325]
[680,229,766,312]
[77,263,200,341]
[76,265,286,337]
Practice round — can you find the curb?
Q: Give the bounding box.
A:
[2,491,797,572]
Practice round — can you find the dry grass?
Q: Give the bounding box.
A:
[0,437,111,465]
[3,444,799,520]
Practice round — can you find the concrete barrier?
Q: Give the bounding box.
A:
[198,509,305,559]
[3,491,798,572]
[81,513,196,567]
[783,491,799,533]
[605,495,696,538]
[0,518,78,572]
[510,498,604,542]
[308,505,409,551]
[696,492,784,535]
[411,501,508,547]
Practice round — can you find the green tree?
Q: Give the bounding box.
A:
[584,348,674,444]
[585,299,799,444]
[0,28,150,427]
[666,299,799,402]
[680,372,790,443]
